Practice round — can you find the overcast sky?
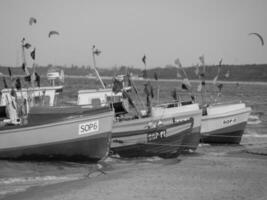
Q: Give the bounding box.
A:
[0,0,266,69]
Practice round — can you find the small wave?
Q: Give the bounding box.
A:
[207,152,227,156]
[243,133,267,138]
[0,187,27,196]
[198,143,211,147]
[0,175,82,185]
[247,114,262,125]
[145,156,163,162]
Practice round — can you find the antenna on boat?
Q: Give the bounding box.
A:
[198,55,207,105]
[92,45,105,89]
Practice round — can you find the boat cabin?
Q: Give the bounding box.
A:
[1,86,63,109]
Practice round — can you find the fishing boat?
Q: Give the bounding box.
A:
[0,92,114,160]
[79,89,196,157]
[200,102,251,144]
[111,106,196,158]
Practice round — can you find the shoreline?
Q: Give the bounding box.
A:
[2,144,267,200]
[64,75,267,86]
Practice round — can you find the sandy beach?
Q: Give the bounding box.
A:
[2,143,267,200]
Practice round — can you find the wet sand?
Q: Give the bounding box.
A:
[2,144,267,200]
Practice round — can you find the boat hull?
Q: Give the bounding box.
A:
[111,117,194,158]
[181,126,201,151]
[200,104,251,144]
[200,122,246,144]
[0,108,113,161]
[151,104,202,152]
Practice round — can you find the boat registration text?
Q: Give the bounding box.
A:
[79,120,99,135]
[147,130,167,142]
[223,118,237,125]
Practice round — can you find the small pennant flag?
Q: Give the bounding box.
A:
[22,62,30,75]
[93,49,101,56]
[217,83,223,92]
[15,78,22,90]
[23,43,31,49]
[181,78,191,90]
[174,58,182,68]
[24,75,31,82]
[29,17,37,25]
[142,55,146,65]
[30,48,36,60]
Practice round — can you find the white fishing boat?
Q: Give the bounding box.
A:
[78,87,197,157]
[200,102,251,144]
[0,92,114,160]
[0,37,114,161]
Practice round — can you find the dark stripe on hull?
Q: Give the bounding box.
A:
[111,122,192,158]
[0,132,110,161]
[181,127,201,152]
[200,122,247,144]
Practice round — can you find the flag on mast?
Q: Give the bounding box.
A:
[93,48,101,56]
[213,58,223,85]
[142,55,146,65]
[30,48,36,60]
[174,58,182,68]
[181,78,191,90]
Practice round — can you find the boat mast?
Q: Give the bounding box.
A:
[21,38,26,68]
[92,45,105,89]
